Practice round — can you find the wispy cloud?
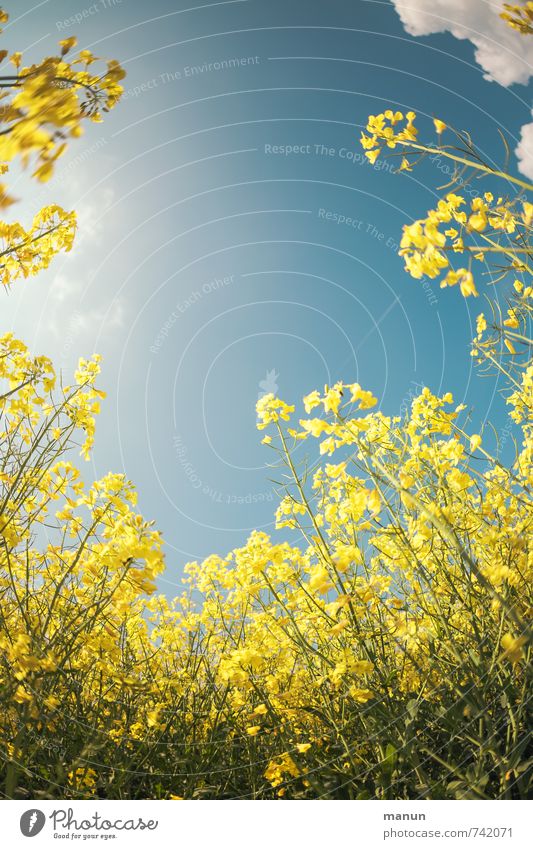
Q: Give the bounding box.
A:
[47,273,124,339]
[4,180,125,364]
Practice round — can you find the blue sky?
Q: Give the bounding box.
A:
[3,0,532,592]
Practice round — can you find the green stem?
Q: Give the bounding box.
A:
[397,140,533,192]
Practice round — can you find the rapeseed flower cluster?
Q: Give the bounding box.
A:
[501,2,533,34]
[1,315,530,798]
[0,8,124,287]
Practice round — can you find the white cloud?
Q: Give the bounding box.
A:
[391,0,533,86]
[515,111,533,180]
[40,184,124,343]
[391,1,533,179]
[3,175,125,371]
